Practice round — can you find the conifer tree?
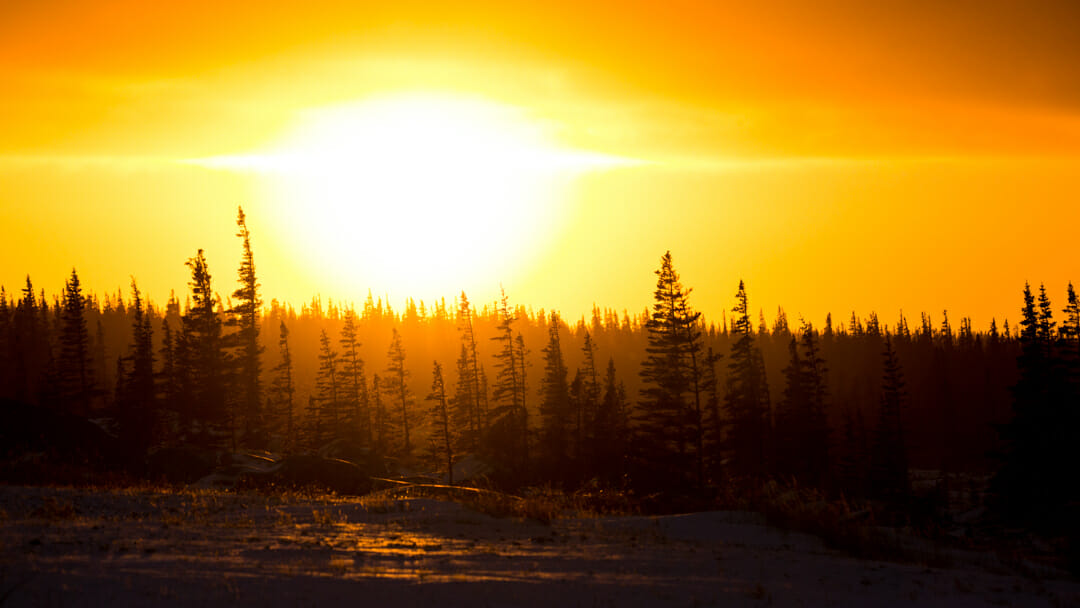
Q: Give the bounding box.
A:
[315,329,341,446]
[489,290,530,474]
[228,207,264,447]
[339,310,369,443]
[271,321,296,451]
[426,361,454,484]
[451,343,479,451]
[723,280,771,479]
[579,330,602,463]
[594,357,628,482]
[538,312,572,474]
[636,252,706,488]
[385,328,414,455]
[118,280,156,454]
[457,292,485,444]
[58,269,93,415]
[181,250,229,445]
[993,283,1077,528]
[871,336,908,500]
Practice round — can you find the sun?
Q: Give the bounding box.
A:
[195,93,635,301]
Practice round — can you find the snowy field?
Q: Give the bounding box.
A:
[0,485,1076,607]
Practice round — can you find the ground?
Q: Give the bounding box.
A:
[0,485,1076,607]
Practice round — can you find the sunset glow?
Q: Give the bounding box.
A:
[191,94,637,296]
[1,1,1079,324]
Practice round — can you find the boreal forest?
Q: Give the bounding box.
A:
[1,208,1077,570]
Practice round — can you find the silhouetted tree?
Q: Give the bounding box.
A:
[313,329,341,446]
[538,312,572,476]
[871,336,909,500]
[180,250,229,446]
[723,280,771,479]
[117,279,156,455]
[456,292,484,448]
[426,361,454,484]
[271,321,296,451]
[58,269,93,415]
[634,252,708,489]
[228,206,264,447]
[385,328,414,456]
[339,310,369,443]
[489,290,529,475]
[992,283,1078,529]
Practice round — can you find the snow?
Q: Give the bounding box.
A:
[0,485,1076,607]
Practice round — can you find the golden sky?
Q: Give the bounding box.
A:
[2,1,1079,328]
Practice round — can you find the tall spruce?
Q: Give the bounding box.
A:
[385,328,414,455]
[118,280,156,454]
[636,252,706,488]
[339,310,369,443]
[457,292,485,446]
[992,283,1077,528]
[271,321,296,451]
[58,269,93,414]
[228,207,264,447]
[426,361,454,484]
[723,280,771,479]
[314,329,341,446]
[489,290,529,474]
[538,312,572,475]
[181,250,228,445]
[871,335,909,500]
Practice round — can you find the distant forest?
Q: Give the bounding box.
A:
[1,208,1076,534]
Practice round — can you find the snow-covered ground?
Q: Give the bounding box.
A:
[0,485,1075,607]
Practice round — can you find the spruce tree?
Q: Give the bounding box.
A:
[118,280,156,455]
[58,269,93,415]
[271,321,296,451]
[339,310,369,443]
[538,312,572,475]
[385,328,414,455]
[426,361,454,484]
[315,329,341,446]
[871,335,909,500]
[636,252,706,488]
[723,280,771,479]
[993,283,1077,528]
[228,207,264,447]
[594,357,628,483]
[457,292,485,442]
[181,250,229,446]
[489,290,529,475]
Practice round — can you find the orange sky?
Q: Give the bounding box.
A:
[2,1,1079,329]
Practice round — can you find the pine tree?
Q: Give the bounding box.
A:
[723,280,771,479]
[426,361,454,484]
[489,290,529,474]
[314,329,341,447]
[579,330,602,466]
[636,252,706,488]
[538,312,572,475]
[451,343,479,452]
[118,279,156,454]
[228,207,264,447]
[58,269,93,415]
[871,336,909,500]
[594,358,628,483]
[993,283,1077,528]
[339,310,369,443]
[385,328,414,456]
[181,250,229,446]
[271,321,296,451]
[457,292,485,446]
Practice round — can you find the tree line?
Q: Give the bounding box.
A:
[1,211,1074,531]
